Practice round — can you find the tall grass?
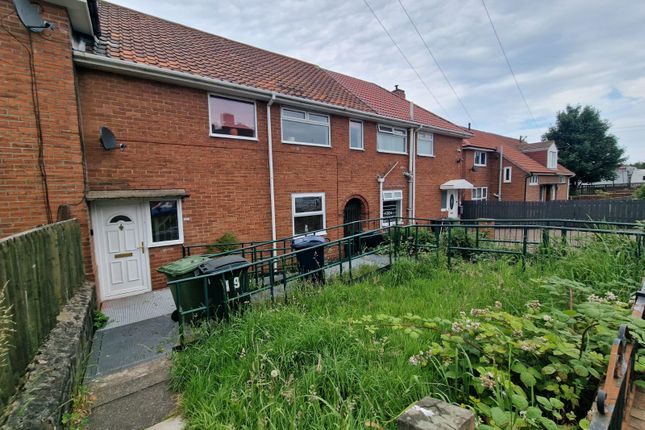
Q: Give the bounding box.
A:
[171,236,644,429]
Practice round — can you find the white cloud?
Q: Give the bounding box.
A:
[109,0,645,162]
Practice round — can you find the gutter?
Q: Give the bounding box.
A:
[267,94,277,259]
[72,52,473,139]
[378,162,399,224]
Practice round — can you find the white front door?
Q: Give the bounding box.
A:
[447,190,459,219]
[92,202,151,300]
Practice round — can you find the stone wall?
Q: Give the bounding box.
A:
[2,282,95,429]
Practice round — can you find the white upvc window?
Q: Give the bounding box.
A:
[417,132,434,157]
[474,151,487,166]
[382,190,403,226]
[471,187,488,201]
[440,190,448,211]
[547,149,558,169]
[559,175,566,184]
[281,108,331,147]
[147,199,184,247]
[377,125,407,154]
[528,175,539,185]
[349,119,364,150]
[292,193,326,235]
[208,94,258,140]
[503,166,512,183]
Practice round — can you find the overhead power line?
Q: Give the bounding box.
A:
[480,0,537,128]
[396,0,473,124]
[363,0,451,120]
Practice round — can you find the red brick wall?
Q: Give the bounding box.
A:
[462,149,498,201]
[415,134,463,218]
[80,70,461,289]
[0,1,89,265]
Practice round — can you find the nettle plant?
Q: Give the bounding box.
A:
[355,277,644,429]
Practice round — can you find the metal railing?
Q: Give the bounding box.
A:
[168,218,645,343]
[589,280,645,430]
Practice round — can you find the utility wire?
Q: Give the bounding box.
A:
[363,0,451,120]
[480,0,537,128]
[396,0,473,124]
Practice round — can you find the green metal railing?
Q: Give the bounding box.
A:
[168,218,645,343]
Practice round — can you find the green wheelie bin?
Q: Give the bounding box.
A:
[158,255,211,322]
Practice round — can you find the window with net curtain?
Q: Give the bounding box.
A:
[417,132,434,156]
[292,194,325,235]
[377,125,407,153]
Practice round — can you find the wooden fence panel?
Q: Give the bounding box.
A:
[0,220,84,408]
[462,199,645,223]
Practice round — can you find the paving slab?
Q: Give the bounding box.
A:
[86,314,178,380]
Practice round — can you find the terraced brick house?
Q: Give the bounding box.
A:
[0,0,573,301]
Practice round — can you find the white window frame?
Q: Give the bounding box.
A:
[291,193,326,236]
[559,175,566,184]
[547,149,558,169]
[377,124,408,155]
[528,175,539,185]
[417,132,434,157]
[474,151,487,167]
[471,187,488,201]
[146,199,184,247]
[207,93,258,141]
[503,166,512,183]
[381,190,403,226]
[349,119,364,151]
[281,107,331,147]
[440,190,448,212]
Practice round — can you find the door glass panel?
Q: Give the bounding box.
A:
[109,215,132,223]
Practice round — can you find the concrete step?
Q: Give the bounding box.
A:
[88,357,180,430]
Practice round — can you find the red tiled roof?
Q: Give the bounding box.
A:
[326,70,468,135]
[464,129,574,176]
[87,1,467,135]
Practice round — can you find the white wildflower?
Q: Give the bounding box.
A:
[270,369,280,379]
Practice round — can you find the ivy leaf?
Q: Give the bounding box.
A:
[520,370,537,388]
[491,407,510,428]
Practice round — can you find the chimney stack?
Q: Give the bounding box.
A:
[392,84,406,99]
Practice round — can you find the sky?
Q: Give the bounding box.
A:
[109,0,645,162]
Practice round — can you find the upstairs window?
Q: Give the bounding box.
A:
[559,176,566,184]
[503,166,512,183]
[292,193,326,235]
[528,175,539,185]
[282,108,330,147]
[209,95,257,139]
[349,120,364,150]
[417,132,434,156]
[471,187,488,201]
[474,151,487,166]
[377,125,407,154]
[382,190,403,226]
[547,149,558,169]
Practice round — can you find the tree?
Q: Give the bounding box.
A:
[631,162,645,169]
[542,105,625,190]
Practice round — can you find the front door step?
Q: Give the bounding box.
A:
[88,357,179,430]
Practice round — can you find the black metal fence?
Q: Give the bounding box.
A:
[463,199,645,223]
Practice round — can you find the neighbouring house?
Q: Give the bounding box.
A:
[0,0,574,302]
[462,129,574,202]
[582,166,645,189]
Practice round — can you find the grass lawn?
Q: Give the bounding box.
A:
[171,238,644,429]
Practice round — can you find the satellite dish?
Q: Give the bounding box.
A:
[12,0,51,33]
[99,127,117,150]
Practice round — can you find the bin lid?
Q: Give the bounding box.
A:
[157,255,211,276]
[291,235,327,249]
[197,255,249,274]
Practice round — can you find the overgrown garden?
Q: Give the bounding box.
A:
[171,233,644,429]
